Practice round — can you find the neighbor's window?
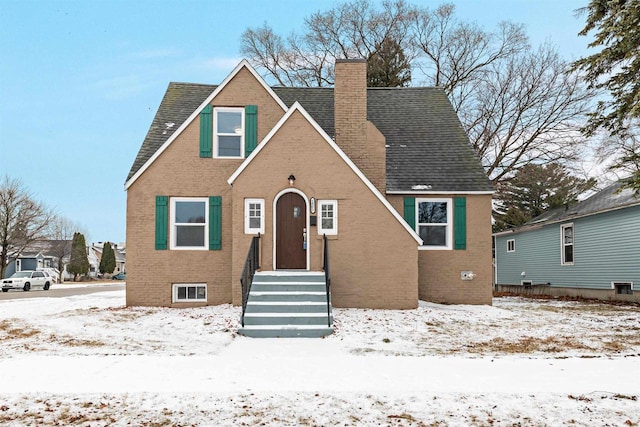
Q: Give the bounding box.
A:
[317,200,338,235]
[170,197,208,250]
[214,107,244,158]
[173,284,207,302]
[416,198,452,249]
[612,282,633,295]
[244,198,265,234]
[561,223,574,265]
[507,239,515,252]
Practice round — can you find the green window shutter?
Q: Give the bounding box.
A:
[244,105,258,158]
[403,197,416,229]
[199,104,213,158]
[454,197,467,250]
[155,196,168,250]
[209,196,222,250]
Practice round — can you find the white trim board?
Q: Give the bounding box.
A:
[386,190,495,195]
[228,102,423,245]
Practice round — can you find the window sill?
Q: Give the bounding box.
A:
[418,245,452,251]
[316,234,338,240]
[173,300,207,303]
[169,247,209,251]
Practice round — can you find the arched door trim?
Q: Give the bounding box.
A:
[272,188,310,270]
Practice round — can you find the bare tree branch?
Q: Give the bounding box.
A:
[240,1,596,189]
[0,175,56,279]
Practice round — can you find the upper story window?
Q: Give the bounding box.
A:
[561,223,574,265]
[317,200,338,235]
[507,239,515,252]
[170,197,208,250]
[244,198,265,234]
[416,198,452,249]
[214,107,244,158]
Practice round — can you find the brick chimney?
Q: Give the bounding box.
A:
[334,59,386,193]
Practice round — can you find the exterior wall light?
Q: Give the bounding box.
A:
[288,174,296,186]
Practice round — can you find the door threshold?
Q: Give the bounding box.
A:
[258,270,324,276]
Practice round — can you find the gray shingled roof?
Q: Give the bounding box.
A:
[127,83,493,192]
[526,180,640,226]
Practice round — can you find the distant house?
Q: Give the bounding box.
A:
[124,58,494,337]
[3,240,71,282]
[494,181,640,301]
[91,242,127,275]
[87,246,100,278]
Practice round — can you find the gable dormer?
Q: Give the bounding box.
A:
[125,60,287,190]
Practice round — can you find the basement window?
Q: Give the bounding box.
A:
[172,284,207,302]
[521,280,532,288]
[612,282,633,295]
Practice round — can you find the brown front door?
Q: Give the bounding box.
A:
[276,192,307,269]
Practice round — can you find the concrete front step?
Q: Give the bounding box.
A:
[239,271,333,338]
[237,325,334,338]
[249,291,328,302]
[244,301,329,313]
[252,283,327,292]
[252,273,325,283]
[243,312,333,326]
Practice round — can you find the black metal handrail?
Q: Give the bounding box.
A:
[240,233,260,327]
[323,234,332,327]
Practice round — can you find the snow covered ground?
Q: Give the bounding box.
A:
[0,289,638,426]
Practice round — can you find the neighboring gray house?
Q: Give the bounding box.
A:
[494,181,640,302]
[3,240,72,282]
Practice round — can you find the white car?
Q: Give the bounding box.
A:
[1,270,52,292]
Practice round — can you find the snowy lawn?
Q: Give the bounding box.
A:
[0,290,638,426]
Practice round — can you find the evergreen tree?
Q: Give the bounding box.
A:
[367,37,411,87]
[99,242,116,275]
[67,232,89,280]
[494,163,596,231]
[572,0,640,137]
[572,0,640,193]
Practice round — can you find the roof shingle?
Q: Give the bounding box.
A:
[127,83,493,193]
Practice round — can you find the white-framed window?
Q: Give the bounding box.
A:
[507,239,515,252]
[612,282,633,295]
[561,223,574,265]
[170,197,209,250]
[317,200,338,235]
[172,283,207,302]
[214,107,244,158]
[416,198,452,249]
[244,198,265,234]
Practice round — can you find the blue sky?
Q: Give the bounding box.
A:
[0,0,590,244]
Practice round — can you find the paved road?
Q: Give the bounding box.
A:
[0,283,125,300]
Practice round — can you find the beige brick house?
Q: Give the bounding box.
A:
[125,59,493,335]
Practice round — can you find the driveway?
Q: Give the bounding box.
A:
[0,282,125,300]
